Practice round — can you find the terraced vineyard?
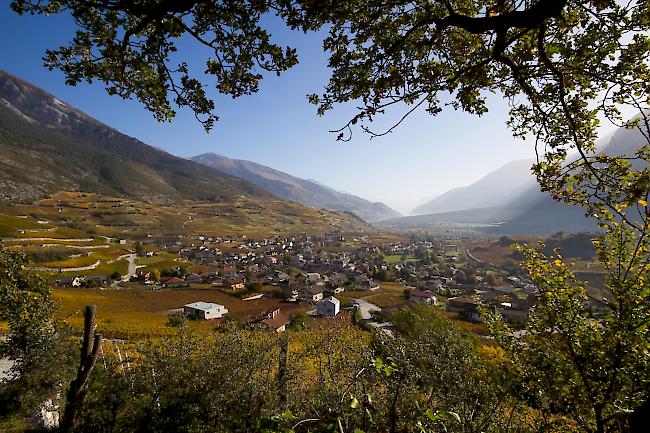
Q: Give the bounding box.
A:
[0,191,372,277]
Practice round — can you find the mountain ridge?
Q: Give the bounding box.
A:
[192,152,401,222]
[380,127,643,235]
[0,69,271,203]
[410,159,535,215]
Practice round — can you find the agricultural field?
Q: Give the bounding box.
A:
[468,244,519,265]
[3,191,371,242]
[336,282,410,308]
[380,282,412,294]
[137,252,186,273]
[364,293,408,308]
[0,191,374,281]
[54,287,309,339]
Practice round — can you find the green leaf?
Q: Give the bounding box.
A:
[373,357,383,372]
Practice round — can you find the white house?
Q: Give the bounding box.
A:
[317,296,341,317]
[183,301,228,320]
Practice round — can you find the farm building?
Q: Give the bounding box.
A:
[317,297,340,317]
[185,273,203,284]
[300,287,324,303]
[183,301,228,320]
[408,290,437,305]
[162,277,189,288]
[259,308,290,333]
[447,297,481,322]
[223,278,245,290]
[355,274,380,291]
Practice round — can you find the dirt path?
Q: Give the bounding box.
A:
[27,260,102,272]
[2,237,95,242]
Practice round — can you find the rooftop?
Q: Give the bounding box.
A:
[184,301,225,311]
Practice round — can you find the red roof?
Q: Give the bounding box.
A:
[163,277,186,285]
[448,297,478,305]
[410,289,434,298]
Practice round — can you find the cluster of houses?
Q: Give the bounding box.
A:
[181,295,342,333]
[57,231,539,327]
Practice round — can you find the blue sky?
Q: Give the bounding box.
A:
[0,7,539,214]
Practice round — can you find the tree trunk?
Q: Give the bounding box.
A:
[594,405,604,433]
[278,334,289,407]
[61,305,102,432]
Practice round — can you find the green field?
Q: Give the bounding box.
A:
[384,254,417,264]
[137,252,185,272]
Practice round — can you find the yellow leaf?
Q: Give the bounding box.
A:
[639,199,648,207]
[554,259,563,267]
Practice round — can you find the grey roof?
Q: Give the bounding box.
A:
[326,296,340,306]
[184,301,225,311]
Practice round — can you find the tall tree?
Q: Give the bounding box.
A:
[10,3,650,430]
[0,246,73,414]
[486,228,650,432]
[12,1,649,220]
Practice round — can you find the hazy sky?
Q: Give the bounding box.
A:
[0,7,541,214]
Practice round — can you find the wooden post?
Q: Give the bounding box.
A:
[278,333,289,407]
[61,304,102,432]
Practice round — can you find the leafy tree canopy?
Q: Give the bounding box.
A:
[12,1,650,221]
[11,0,301,131]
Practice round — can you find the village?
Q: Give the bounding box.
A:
[54,231,539,335]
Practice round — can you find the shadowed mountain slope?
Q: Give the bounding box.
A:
[0,69,270,203]
[411,159,535,215]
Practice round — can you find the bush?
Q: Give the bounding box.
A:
[166,312,187,328]
[287,311,308,331]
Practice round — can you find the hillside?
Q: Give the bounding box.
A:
[0,69,270,203]
[0,191,371,243]
[192,153,401,222]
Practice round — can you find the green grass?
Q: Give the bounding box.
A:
[41,253,99,268]
[385,254,417,264]
[0,213,48,237]
[52,259,129,277]
[138,252,186,272]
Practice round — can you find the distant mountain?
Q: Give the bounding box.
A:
[375,206,521,230]
[192,153,401,222]
[494,123,644,234]
[0,69,270,203]
[411,159,535,215]
[381,125,643,235]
